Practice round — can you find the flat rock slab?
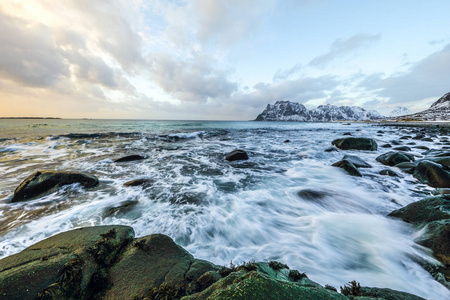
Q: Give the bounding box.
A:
[11,170,99,202]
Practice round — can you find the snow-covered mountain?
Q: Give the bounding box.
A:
[389,106,411,117]
[255,101,384,121]
[394,92,450,121]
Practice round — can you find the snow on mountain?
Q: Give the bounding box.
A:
[255,101,384,121]
[389,106,411,117]
[395,92,450,121]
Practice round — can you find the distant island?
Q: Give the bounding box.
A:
[0,117,61,119]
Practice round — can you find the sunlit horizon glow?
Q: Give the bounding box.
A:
[0,0,449,120]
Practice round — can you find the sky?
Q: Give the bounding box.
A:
[0,0,450,120]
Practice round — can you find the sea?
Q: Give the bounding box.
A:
[0,119,448,299]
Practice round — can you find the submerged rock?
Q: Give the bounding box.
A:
[114,155,146,162]
[331,137,377,151]
[332,160,362,177]
[225,149,249,161]
[342,154,372,168]
[11,170,99,202]
[123,178,152,187]
[413,160,450,188]
[103,200,139,218]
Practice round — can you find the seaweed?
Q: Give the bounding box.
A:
[340,280,361,296]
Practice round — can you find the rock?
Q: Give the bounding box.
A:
[225,149,249,161]
[342,155,372,168]
[388,196,450,225]
[103,200,139,218]
[393,146,412,151]
[331,138,377,151]
[357,287,425,300]
[417,220,450,265]
[412,134,426,140]
[423,150,450,157]
[11,170,99,203]
[343,132,352,136]
[413,160,450,188]
[418,156,450,168]
[422,137,434,142]
[332,160,362,177]
[400,136,412,140]
[324,147,338,152]
[381,143,392,148]
[414,146,430,150]
[103,234,216,299]
[379,169,399,177]
[376,151,415,166]
[284,139,290,143]
[432,188,450,196]
[394,162,416,174]
[0,226,134,300]
[183,270,347,300]
[123,178,152,187]
[114,155,146,162]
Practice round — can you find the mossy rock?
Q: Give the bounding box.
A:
[413,160,450,188]
[331,138,378,151]
[376,151,414,166]
[332,160,362,177]
[388,195,450,225]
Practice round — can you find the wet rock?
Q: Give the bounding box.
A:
[414,146,430,150]
[381,143,392,148]
[0,226,134,300]
[332,160,362,177]
[379,169,399,177]
[418,220,450,265]
[393,146,412,151]
[114,155,146,162]
[343,132,352,136]
[422,150,450,157]
[342,154,372,168]
[103,200,139,218]
[388,195,450,225]
[331,137,377,151]
[390,140,401,145]
[418,156,450,168]
[225,149,249,161]
[422,137,434,142]
[283,139,290,143]
[11,170,99,203]
[400,136,412,140]
[123,178,152,187]
[413,160,450,188]
[412,134,425,140]
[324,147,338,152]
[297,189,330,204]
[357,287,425,300]
[394,162,416,174]
[432,188,450,196]
[376,151,415,166]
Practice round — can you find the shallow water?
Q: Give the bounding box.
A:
[0,119,448,299]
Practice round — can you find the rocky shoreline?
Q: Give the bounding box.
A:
[1,122,450,299]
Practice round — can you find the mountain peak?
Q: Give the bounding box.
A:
[430,92,450,109]
[389,106,411,117]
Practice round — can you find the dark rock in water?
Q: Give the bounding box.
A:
[123,178,152,187]
[417,220,450,265]
[343,132,352,136]
[297,189,330,203]
[406,142,416,145]
[394,162,416,174]
[432,188,450,195]
[324,147,338,152]
[103,200,139,218]
[393,146,412,151]
[114,155,146,162]
[400,136,412,140]
[331,137,377,151]
[388,196,450,225]
[379,169,399,177]
[377,130,385,134]
[390,140,401,145]
[376,151,415,166]
[11,170,99,203]
[0,226,134,300]
[342,154,372,168]
[423,150,450,157]
[418,156,450,168]
[421,137,434,142]
[413,160,450,188]
[332,160,362,177]
[412,134,425,140]
[284,139,290,143]
[414,146,430,150]
[225,149,249,161]
[381,143,392,148]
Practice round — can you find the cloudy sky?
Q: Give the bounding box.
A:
[1,0,449,120]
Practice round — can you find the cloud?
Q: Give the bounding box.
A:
[149,53,238,103]
[360,43,450,104]
[273,63,302,82]
[309,33,381,67]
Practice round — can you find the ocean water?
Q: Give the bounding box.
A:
[0,119,448,299]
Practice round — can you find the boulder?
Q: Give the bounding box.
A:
[357,287,425,300]
[394,162,416,174]
[413,160,450,188]
[103,200,139,218]
[123,178,152,187]
[388,196,450,225]
[331,138,377,151]
[342,155,372,168]
[114,155,146,163]
[417,220,450,265]
[376,151,414,166]
[0,226,134,300]
[332,160,362,177]
[225,150,249,161]
[381,143,392,148]
[379,169,399,177]
[11,170,99,202]
[393,146,412,151]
